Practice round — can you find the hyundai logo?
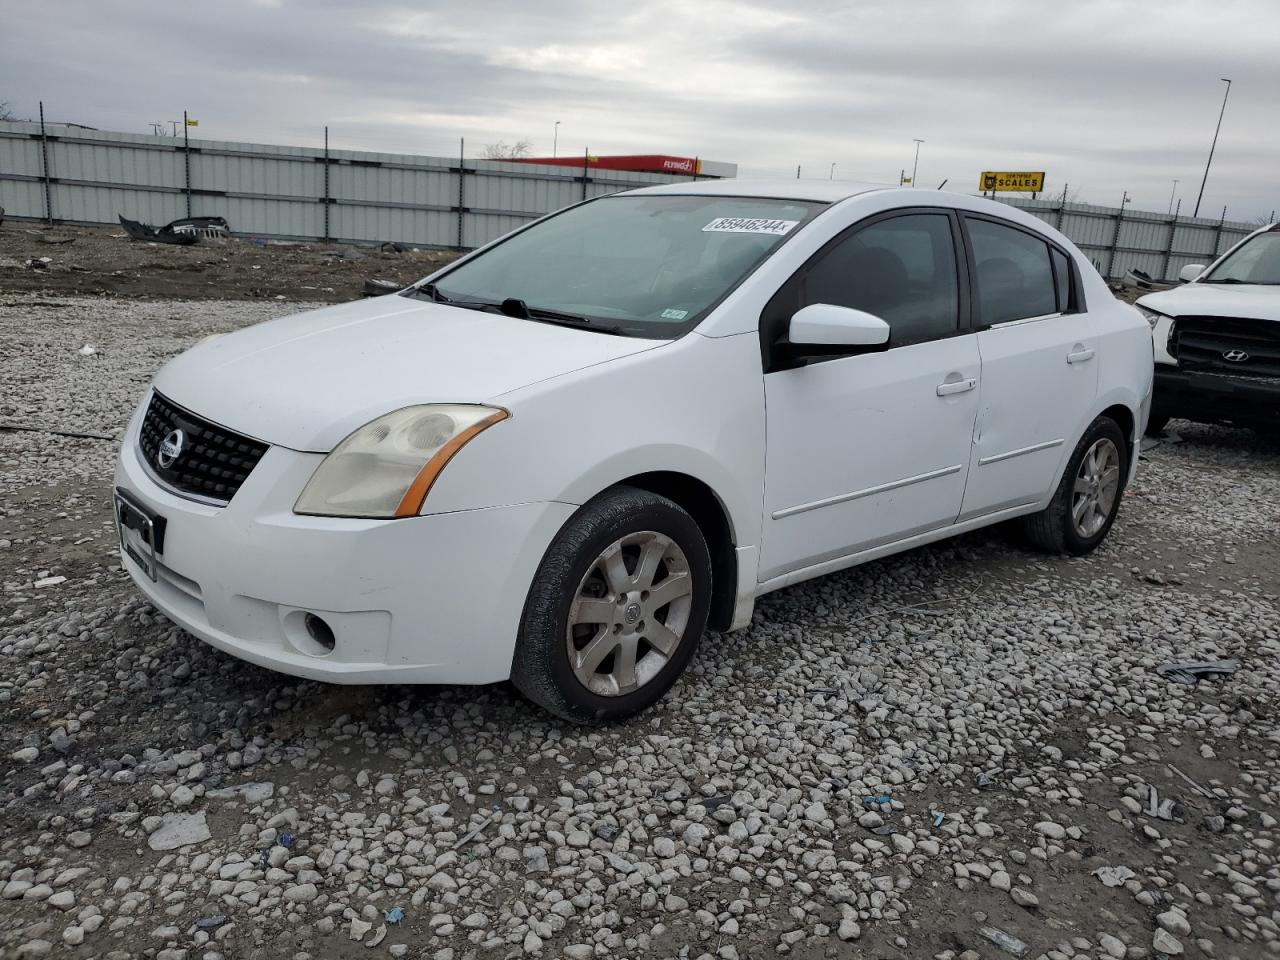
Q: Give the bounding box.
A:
[157,428,185,469]
[1222,349,1250,363]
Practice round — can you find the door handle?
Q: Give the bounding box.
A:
[1067,348,1095,364]
[936,377,977,397]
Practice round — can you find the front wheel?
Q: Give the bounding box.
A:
[1023,417,1128,556]
[512,486,712,723]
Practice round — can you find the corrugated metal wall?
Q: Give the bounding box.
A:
[999,196,1262,281]
[0,121,688,249]
[2,120,1265,274]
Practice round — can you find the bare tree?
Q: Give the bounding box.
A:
[1250,213,1276,227]
[481,139,533,160]
[0,101,17,121]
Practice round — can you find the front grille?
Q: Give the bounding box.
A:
[138,391,268,504]
[1172,315,1280,379]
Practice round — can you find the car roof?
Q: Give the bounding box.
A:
[626,178,892,203]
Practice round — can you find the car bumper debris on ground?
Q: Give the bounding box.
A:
[1,294,1278,960]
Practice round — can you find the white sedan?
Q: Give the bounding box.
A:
[114,180,1153,722]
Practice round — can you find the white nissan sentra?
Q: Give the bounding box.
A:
[115,180,1153,722]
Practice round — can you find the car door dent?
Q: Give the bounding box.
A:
[772,463,965,520]
[977,437,1066,466]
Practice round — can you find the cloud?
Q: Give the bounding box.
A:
[3,0,1276,218]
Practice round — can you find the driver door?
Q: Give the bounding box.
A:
[759,210,981,582]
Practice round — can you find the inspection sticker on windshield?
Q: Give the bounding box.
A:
[702,217,799,236]
[660,308,689,320]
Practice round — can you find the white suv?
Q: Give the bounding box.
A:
[1138,223,1280,434]
[114,181,1153,722]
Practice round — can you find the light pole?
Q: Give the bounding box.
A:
[1167,179,1179,215]
[830,162,836,180]
[553,121,560,158]
[911,139,924,187]
[1193,78,1231,218]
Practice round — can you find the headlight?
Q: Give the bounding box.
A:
[294,404,508,518]
[1137,305,1167,329]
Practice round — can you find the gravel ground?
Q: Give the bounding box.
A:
[1,294,1278,960]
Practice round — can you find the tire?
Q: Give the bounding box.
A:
[1144,412,1171,436]
[1023,416,1129,556]
[512,486,712,723]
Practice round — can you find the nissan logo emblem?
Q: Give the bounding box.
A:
[1222,349,1249,362]
[157,428,185,469]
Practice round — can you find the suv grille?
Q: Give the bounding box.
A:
[1173,315,1280,380]
[138,392,269,504]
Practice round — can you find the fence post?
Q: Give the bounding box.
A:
[1106,191,1127,280]
[691,156,699,182]
[582,148,589,201]
[1161,208,1178,282]
[38,101,53,224]
[182,110,192,217]
[457,138,465,249]
[322,126,331,242]
[1056,183,1068,230]
[1213,206,1226,259]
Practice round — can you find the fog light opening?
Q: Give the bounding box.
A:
[304,613,336,653]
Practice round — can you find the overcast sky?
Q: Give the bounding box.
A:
[4,0,1278,220]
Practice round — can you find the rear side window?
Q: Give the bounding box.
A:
[967,218,1058,325]
[803,213,960,346]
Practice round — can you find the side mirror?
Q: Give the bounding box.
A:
[789,303,891,348]
[1178,263,1206,283]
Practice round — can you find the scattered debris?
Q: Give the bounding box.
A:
[379,241,409,253]
[932,811,945,828]
[367,924,387,947]
[78,344,97,356]
[362,278,401,297]
[1166,763,1217,800]
[452,819,488,849]
[349,917,372,941]
[862,795,891,807]
[384,906,404,925]
[25,230,76,244]
[279,830,295,849]
[0,422,117,441]
[118,214,229,245]
[979,925,1029,957]
[1121,268,1174,292]
[34,576,67,588]
[147,811,212,851]
[24,257,52,270]
[1093,865,1137,887]
[1156,659,1239,685]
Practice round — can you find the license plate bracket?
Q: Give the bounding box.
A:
[114,488,166,582]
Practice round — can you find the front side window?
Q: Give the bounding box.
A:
[802,213,960,345]
[968,218,1058,325]
[1203,230,1280,284]
[414,195,822,337]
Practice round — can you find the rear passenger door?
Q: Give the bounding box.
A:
[957,215,1099,520]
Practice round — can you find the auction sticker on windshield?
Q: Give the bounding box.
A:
[701,217,799,235]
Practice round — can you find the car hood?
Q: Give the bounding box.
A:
[1138,282,1280,321]
[153,296,665,451]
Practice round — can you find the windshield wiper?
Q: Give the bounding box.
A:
[1199,277,1280,285]
[501,298,628,335]
[405,282,501,312]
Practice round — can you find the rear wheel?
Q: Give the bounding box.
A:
[512,487,711,723]
[1023,417,1128,555]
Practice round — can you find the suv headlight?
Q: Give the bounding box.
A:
[294,404,508,518]
[1137,305,1167,329]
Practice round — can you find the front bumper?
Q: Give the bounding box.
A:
[114,408,575,685]
[1152,364,1280,428]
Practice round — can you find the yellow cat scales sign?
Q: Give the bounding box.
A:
[979,171,1045,192]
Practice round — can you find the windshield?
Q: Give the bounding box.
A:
[412,194,823,337]
[1203,230,1280,284]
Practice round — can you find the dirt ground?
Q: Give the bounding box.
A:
[0,220,461,303]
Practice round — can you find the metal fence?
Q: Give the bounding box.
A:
[1,118,1267,276]
[999,195,1263,282]
[0,119,689,249]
